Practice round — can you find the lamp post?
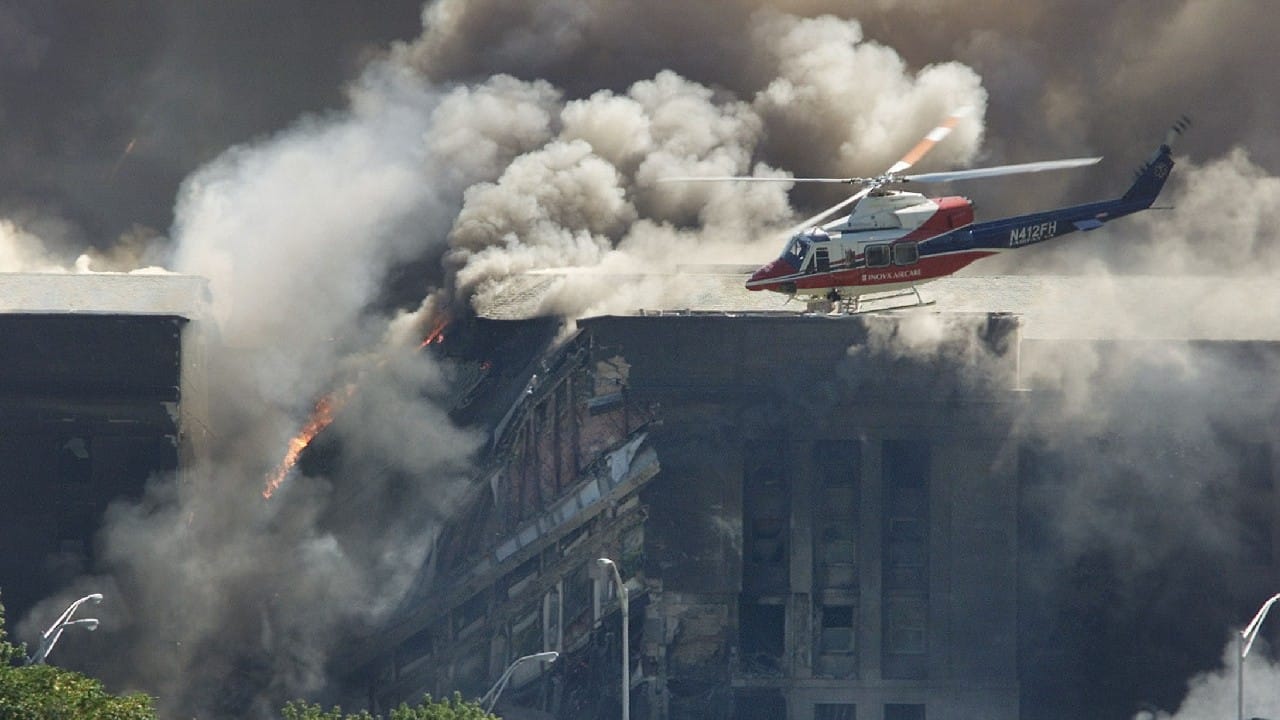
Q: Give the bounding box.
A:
[1238,592,1280,720]
[596,557,629,720]
[27,593,102,665]
[479,650,558,714]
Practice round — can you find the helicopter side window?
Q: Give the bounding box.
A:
[893,241,919,266]
[813,244,830,273]
[865,244,891,268]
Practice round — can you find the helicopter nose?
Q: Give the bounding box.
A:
[746,259,788,290]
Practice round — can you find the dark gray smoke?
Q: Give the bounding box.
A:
[5,1,1280,718]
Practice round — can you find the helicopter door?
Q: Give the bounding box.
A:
[814,245,831,273]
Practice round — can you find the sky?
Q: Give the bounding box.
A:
[3,1,1280,717]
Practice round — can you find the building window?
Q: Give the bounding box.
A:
[744,440,789,595]
[394,627,434,674]
[543,587,561,652]
[563,562,592,636]
[819,604,856,654]
[815,704,856,720]
[453,592,487,640]
[815,443,859,594]
[739,599,785,673]
[885,704,925,720]
[511,605,541,658]
[882,440,929,680]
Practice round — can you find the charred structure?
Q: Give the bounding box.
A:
[352,309,1280,720]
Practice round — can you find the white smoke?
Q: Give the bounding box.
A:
[1138,637,1280,720]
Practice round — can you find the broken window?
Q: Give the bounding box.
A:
[738,598,785,672]
[503,556,539,600]
[562,562,592,637]
[453,591,487,640]
[394,627,434,674]
[511,604,541,658]
[743,440,789,595]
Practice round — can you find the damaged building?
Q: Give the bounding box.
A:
[347,283,1280,720]
[0,272,209,627]
[3,271,1277,720]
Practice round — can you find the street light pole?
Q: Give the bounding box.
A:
[597,558,629,720]
[1238,591,1280,720]
[27,593,102,665]
[479,651,558,714]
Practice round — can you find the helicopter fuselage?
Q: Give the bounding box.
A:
[746,136,1178,305]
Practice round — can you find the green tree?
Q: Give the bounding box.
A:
[0,593,156,720]
[282,692,497,720]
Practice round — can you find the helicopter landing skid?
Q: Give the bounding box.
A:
[806,287,933,315]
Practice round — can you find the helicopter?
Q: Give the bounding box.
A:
[670,110,1190,313]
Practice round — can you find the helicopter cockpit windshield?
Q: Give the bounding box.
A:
[778,227,829,270]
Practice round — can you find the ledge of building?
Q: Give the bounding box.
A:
[0,272,209,319]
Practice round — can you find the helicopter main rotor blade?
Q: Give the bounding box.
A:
[884,106,973,176]
[783,186,875,236]
[900,156,1101,183]
[658,175,854,184]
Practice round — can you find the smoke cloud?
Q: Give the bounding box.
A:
[5,1,1280,718]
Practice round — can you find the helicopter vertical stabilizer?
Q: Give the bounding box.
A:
[1121,116,1190,206]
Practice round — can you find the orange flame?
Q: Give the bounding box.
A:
[262,384,355,499]
[418,314,450,349]
[264,308,451,499]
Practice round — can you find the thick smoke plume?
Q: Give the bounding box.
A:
[3,1,1280,718]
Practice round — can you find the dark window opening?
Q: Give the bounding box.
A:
[739,599,785,667]
[395,627,434,671]
[883,440,929,680]
[744,441,789,595]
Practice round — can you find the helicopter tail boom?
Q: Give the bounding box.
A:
[920,118,1187,257]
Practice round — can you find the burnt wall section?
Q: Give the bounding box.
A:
[0,313,185,626]
[354,322,660,716]
[356,313,1280,720]
[581,313,1022,720]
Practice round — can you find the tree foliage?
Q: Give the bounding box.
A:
[0,593,156,720]
[282,692,497,720]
